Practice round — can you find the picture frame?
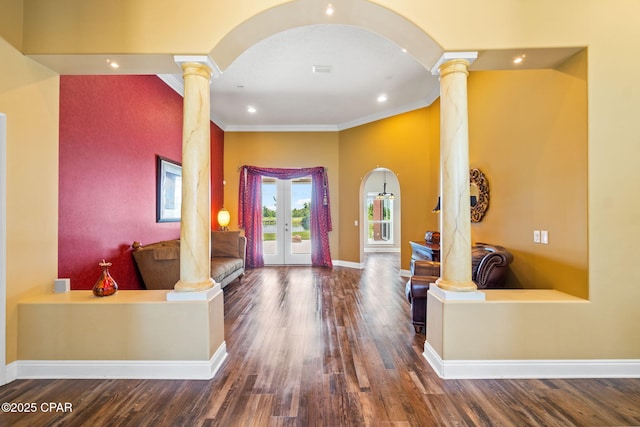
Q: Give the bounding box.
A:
[156,156,182,222]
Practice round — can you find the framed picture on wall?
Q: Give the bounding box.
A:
[156,156,182,222]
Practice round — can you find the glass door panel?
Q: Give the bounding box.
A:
[262,176,312,265]
[288,177,312,263]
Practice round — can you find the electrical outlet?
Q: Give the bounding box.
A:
[354,220,358,227]
[533,230,541,243]
[541,230,549,244]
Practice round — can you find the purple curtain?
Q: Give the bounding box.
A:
[239,166,332,268]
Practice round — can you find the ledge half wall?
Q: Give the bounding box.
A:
[15,289,226,380]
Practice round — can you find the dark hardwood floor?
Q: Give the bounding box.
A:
[1,253,640,426]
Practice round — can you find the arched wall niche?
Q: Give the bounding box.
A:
[209,0,444,73]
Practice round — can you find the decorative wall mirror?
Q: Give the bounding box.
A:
[470,168,489,222]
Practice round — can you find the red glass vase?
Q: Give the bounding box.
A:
[92,260,118,297]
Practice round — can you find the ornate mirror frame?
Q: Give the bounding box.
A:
[470,168,489,223]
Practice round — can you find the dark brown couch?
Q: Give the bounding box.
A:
[405,242,513,333]
[132,231,246,290]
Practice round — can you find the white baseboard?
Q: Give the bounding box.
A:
[423,341,640,379]
[399,269,412,278]
[8,342,227,381]
[5,360,17,383]
[332,260,365,269]
[333,260,410,278]
[364,247,400,253]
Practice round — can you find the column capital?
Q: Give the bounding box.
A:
[439,59,471,79]
[181,62,213,80]
[430,52,478,76]
[174,55,220,78]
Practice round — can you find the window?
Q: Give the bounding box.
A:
[367,194,393,244]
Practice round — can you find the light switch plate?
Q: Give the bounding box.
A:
[533,230,541,243]
[541,230,549,244]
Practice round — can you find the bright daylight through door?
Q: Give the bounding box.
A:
[262,176,312,265]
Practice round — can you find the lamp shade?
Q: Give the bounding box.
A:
[432,197,441,213]
[217,208,231,228]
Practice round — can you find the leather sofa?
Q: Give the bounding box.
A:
[405,242,513,333]
[132,231,246,290]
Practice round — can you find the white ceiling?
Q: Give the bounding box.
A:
[207,25,440,132]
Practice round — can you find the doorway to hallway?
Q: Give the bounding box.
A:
[362,167,401,255]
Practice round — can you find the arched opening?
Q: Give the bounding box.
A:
[209,0,443,74]
[206,0,440,271]
[360,167,401,264]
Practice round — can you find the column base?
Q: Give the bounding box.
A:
[167,284,220,301]
[435,278,478,292]
[174,278,215,292]
[430,283,486,301]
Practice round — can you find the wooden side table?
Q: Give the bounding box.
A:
[409,241,440,274]
[410,241,440,262]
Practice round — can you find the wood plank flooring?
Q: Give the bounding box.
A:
[1,253,640,426]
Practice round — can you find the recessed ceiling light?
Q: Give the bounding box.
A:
[107,60,119,69]
[326,4,334,16]
[247,106,257,114]
[513,54,526,64]
[312,65,332,73]
[377,94,388,103]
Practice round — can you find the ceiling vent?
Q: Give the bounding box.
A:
[312,65,333,73]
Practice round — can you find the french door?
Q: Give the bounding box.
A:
[262,176,312,265]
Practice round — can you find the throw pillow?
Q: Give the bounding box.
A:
[212,231,240,258]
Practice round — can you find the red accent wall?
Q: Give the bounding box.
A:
[59,75,224,290]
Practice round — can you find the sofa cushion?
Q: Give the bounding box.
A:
[210,258,244,282]
[211,231,240,258]
[153,245,179,260]
[132,240,181,290]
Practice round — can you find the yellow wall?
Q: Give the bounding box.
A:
[468,52,589,297]
[224,132,341,259]
[0,0,23,51]
[22,0,287,56]
[339,108,441,268]
[223,109,442,270]
[6,0,640,364]
[412,0,640,360]
[0,37,59,363]
[223,58,588,303]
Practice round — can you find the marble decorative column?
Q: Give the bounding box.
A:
[432,53,479,293]
[174,58,214,293]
